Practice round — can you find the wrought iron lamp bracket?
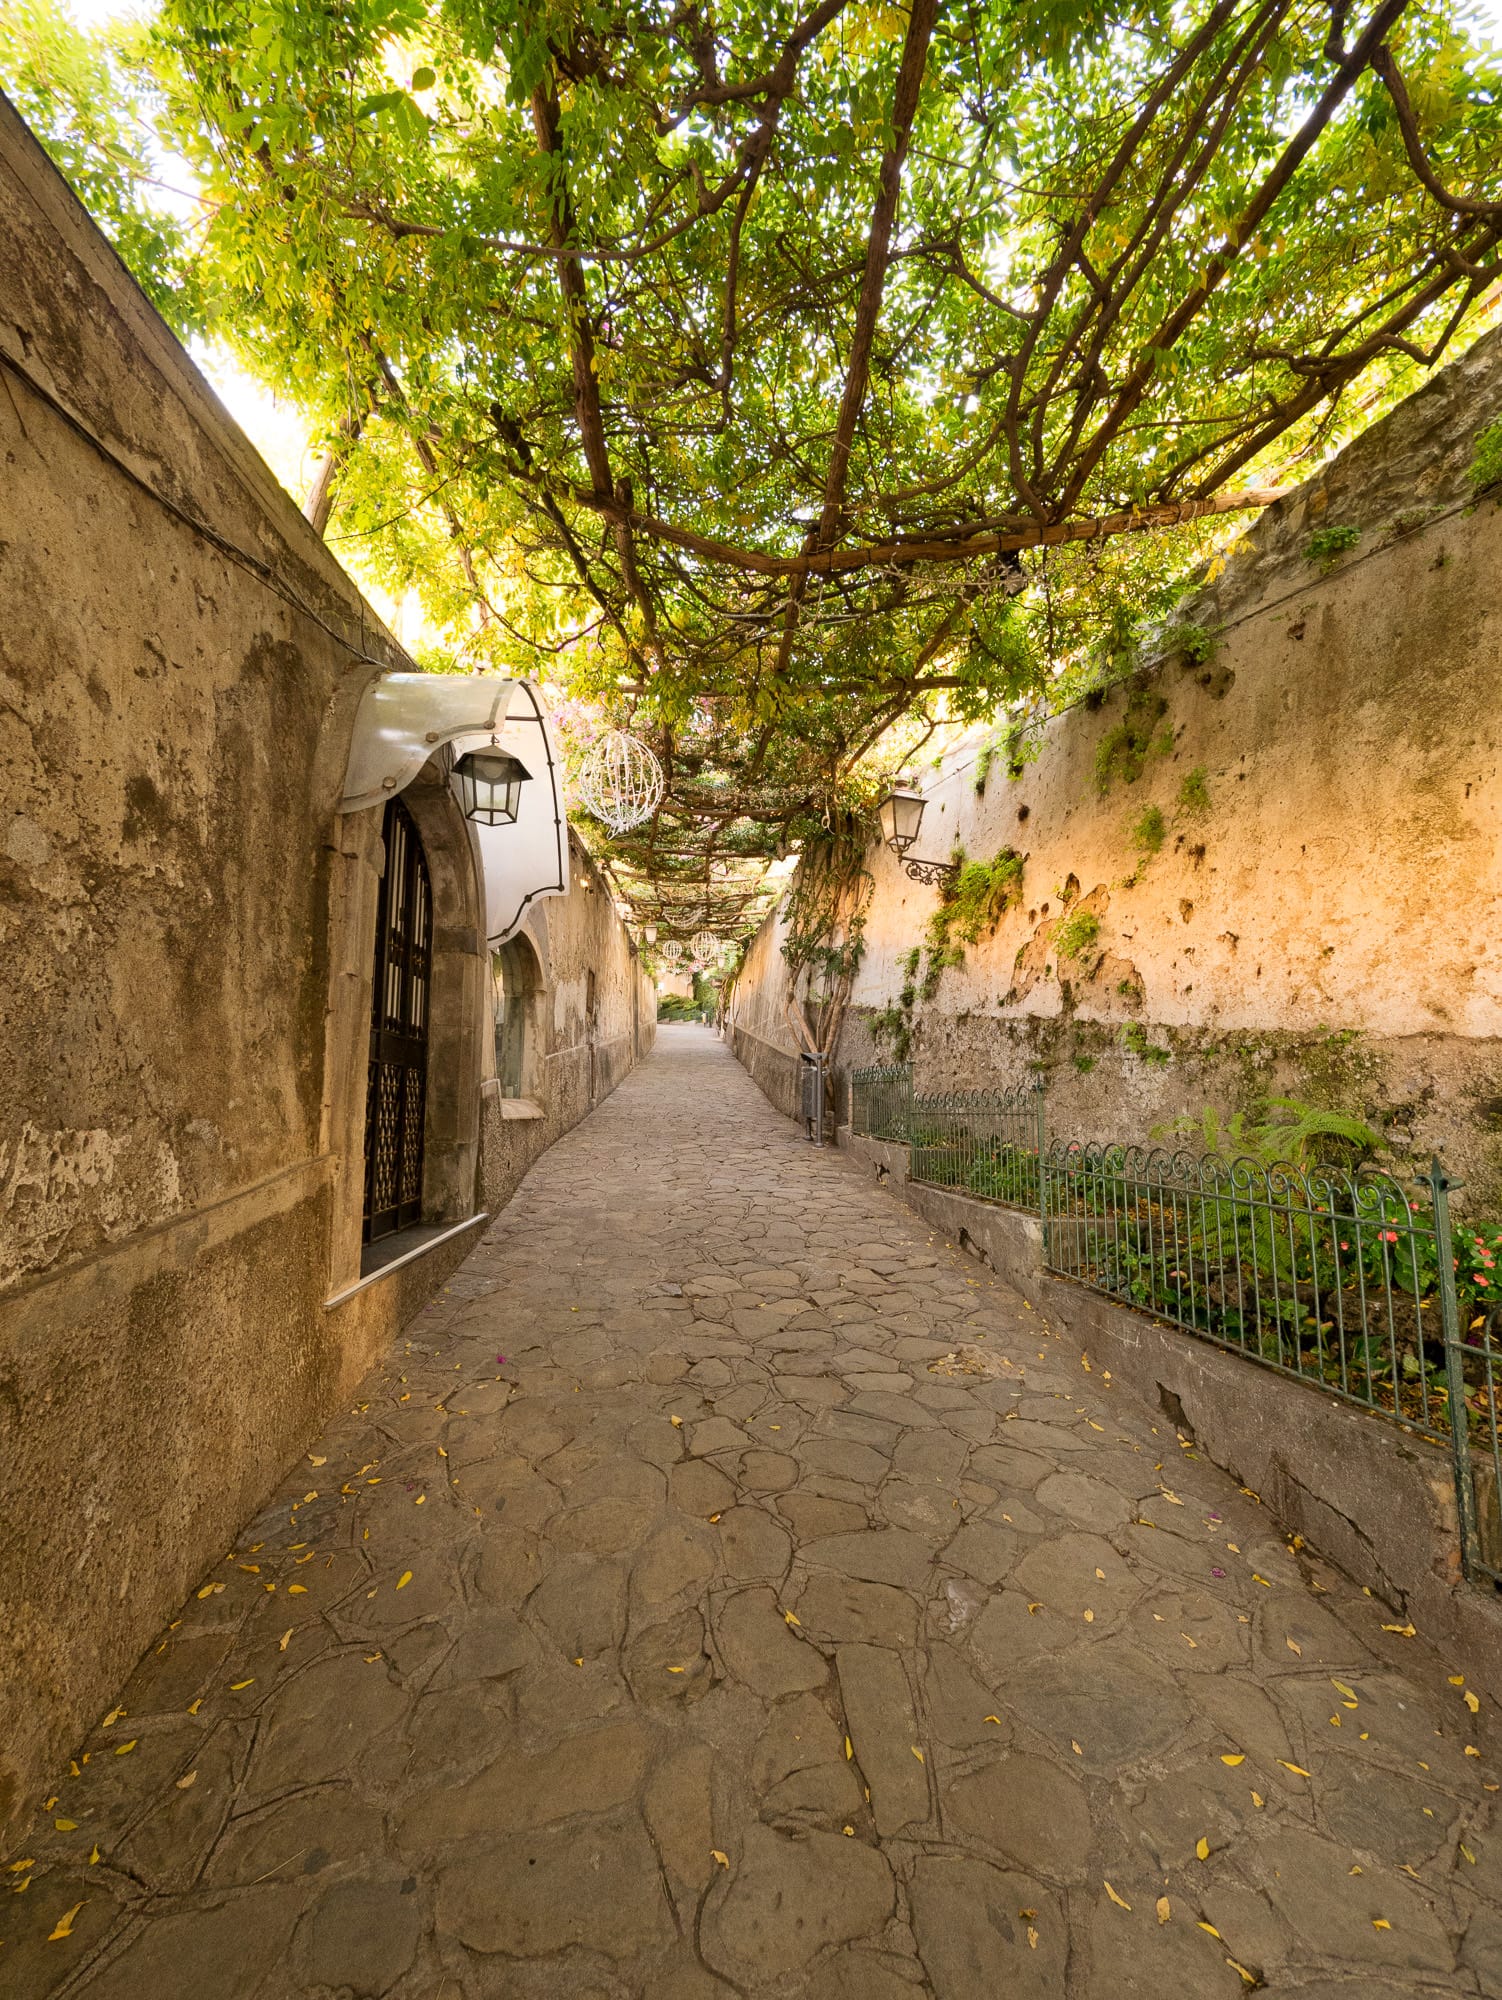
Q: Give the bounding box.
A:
[901,855,961,887]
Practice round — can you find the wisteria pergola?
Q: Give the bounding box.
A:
[29,0,1499,937]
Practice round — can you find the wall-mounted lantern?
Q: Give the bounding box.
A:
[644,924,658,944]
[453,743,531,826]
[876,788,959,887]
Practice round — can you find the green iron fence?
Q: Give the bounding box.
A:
[1042,1143,1501,1585]
[849,1062,913,1140]
[908,1081,1046,1207]
[858,1065,1500,1587]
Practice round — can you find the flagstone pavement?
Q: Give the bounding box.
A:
[6,1025,1501,1999]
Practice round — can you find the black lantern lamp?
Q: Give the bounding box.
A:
[454,742,531,826]
[876,787,960,887]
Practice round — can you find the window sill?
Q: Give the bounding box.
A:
[497,1096,545,1121]
[324,1210,489,1308]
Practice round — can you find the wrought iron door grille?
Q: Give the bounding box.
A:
[363,798,432,1242]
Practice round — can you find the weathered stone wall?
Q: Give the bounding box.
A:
[732,326,1502,1205]
[478,828,657,1212]
[0,98,647,1841]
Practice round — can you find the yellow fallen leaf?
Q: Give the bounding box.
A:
[667,1666,686,1674]
[1464,1691,1480,1714]
[88,1846,100,1865]
[670,1416,683,1427]
[1372,1917,1391,1931]
[1286,1638,1302,1656]
[783,1609,800,1626]
[114,1741,136,1757]
[174,1768,198,1789]
[1461,1843,1477,1864]
[1450,1674,1466,1686]
[1083,1609,1095,1624]
[843,1824,855,1836]
[1251,1573,1270,1587]
[711,1850,729,1868]
[196,1583,224,1599]
[1227,1958,1257,1986]
[229,1679,254,1691]
[1465,1745,1481,1757]
[1277,1761,1311,1777]
[1198,1920,1222,1939]
[437,1446,447,1458]
[101,1707,124,1727]
[365,1653,382,1663]
[302,1491,318,1502]
[845,1736,854,1759]
[1104,1882,1131,1910]
[1026,1926,1040,1949]
[1250,1791,1265,1807]
[984,1715,1002,1726]
[1195,1836,1210,1860]
[396,1571,412,1590]
[708,1513,721,1523]
[1381,1622,1416,1637]
[278,1629,293,1651]
[54,1819,77,1832]
[1332,1678,1357,1698]
[1027,1602,1043,1615]
[1156,1895,1171,1924]
[911,1745,925,1764]
[187,1698,202,1715]
[287,1584,307,1595]
[7,1859,33,1873]
[573,1657,584,1667]
[308,1455,326,1466]
[1071,1741,1083,1756]
[48,1902,84,1941]
[1095,1568,1105,1580]
[1221,1754,1245,1766]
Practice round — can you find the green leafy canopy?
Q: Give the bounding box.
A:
[6,0,1500,931]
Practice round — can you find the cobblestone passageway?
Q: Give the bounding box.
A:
[8,1027,1501,1998]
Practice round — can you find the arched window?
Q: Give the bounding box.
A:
[493,937,539,1098]
[363,797,432,1242]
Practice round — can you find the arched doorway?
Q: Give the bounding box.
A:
[493,936,540,1099]
[363,797,432,1242]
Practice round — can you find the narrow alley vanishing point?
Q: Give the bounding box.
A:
[8,1029,1499,1998]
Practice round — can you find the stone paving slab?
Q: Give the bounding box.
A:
[3,1025,1500,1997]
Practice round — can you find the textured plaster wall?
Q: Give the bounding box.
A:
[733,327,1502,1202]
[0,100,647,1842]
[478,829,657,1212]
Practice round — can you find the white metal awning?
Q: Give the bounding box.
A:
[455,683,569,945]
[340,672,569,946]
[340,672,517,812]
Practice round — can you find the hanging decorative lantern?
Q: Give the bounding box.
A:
[659,939,683,962]
[574,729,664,834]
[644,923,658,944]
[453,743,531,826]
[690,930,719,962]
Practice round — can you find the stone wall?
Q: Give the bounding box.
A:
[478,828,657,1213]
[731,326,1502,1206]
[0,98,648,1840]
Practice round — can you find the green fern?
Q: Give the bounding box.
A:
[1155,1095,1381,1168]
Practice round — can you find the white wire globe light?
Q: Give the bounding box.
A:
[659,939,683,962]
[575,729,664,834]
[690,930,719,963]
